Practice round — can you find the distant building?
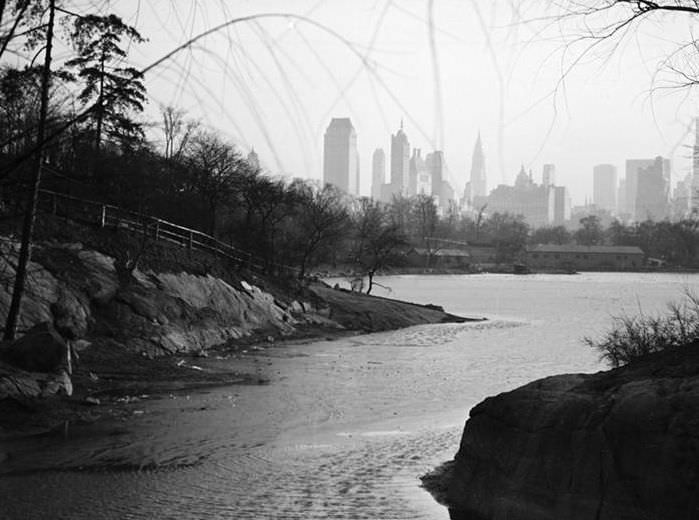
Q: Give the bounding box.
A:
[426,150,443,199]
[247,148,260,170]
[542,164,556,187]
[593,164,617,213]
[617,179,628,221]
[469,133,487,201]
[462,181,471,208]
[624,159,655,218]
[390,121,410,195]
[692,117,699,213]
[323,118,359,195]
[486,166,554,227]
[672,173,692,220]
[425,150,455,212]
[415,151,432,195]
[553,186,571,225]
[408,149,428,196]
[405,247,471,269]
[371,148,385,200]
[440,180,455,214]
[526,244,645,271]
[635,156,670,221]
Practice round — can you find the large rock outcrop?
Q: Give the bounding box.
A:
[0,240,335,398]
[445,345,699,520]
[0,240,327,360]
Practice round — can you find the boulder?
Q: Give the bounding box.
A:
[445,345,699,520]
[41,369,72,397]
[0,322,68,373]
[0,363,72,399]
[52,287,89,339]
[0,363,41,399]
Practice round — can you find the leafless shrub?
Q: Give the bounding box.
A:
[585,291,699,368]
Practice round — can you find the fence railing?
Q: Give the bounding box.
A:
[36,189,299,277]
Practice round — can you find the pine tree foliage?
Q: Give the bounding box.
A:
[65,14,146,149]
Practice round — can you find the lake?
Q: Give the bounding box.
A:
[1,273,697,519]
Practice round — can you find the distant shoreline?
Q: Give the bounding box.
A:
[319,266,699,280]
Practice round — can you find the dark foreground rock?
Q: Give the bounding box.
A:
[436,344,699,520]
[0,322,68,373]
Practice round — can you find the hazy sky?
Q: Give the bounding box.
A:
[42,1,699,204]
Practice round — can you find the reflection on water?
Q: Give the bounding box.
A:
[2,273,697,519]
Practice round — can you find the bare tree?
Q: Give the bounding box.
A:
[284,181,349,280]
[184,130,247,236]
[350,198,406,294]
[543,2,699,90]
[474,203,488,243]
[161,105,197,162]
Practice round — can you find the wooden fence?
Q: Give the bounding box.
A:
[36,189,298,276]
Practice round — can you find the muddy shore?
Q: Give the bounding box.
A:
[0,281,477,440]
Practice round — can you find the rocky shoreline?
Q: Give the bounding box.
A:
[422,344,699,520]
[0,236,476,438]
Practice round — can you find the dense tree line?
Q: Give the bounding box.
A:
[4,1,699,309]
[531,216,699,266]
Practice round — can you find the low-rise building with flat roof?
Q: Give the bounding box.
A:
[526,245,645,271]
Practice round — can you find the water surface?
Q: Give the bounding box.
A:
[1,273,696,519]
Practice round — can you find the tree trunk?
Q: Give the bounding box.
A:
[3,0,55,341]
[95,57,105,157]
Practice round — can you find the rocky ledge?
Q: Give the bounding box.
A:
[427,344,699,520]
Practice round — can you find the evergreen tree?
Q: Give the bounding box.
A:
[66,14,146,153]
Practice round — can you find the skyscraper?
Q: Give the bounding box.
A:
[469,133,486,201]
[323,118,359,195]
[672,173,692,220]
[635,156,670,221]
[593,164,617,213]
[617,179,627,219]
[371,148,385,200]
[553,186,571,225]
[542,164,556,187]
[625,159,655,218]
[426,151,444,199]
[390,122,410,194]
[408,148,427,196]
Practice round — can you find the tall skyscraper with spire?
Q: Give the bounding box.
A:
[323,118,359,195]
[469,133,487,201]
[390,120,410,194]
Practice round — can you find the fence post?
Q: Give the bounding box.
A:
[188,231,193,249]
[100,205,106,227]
[154,221,160,240]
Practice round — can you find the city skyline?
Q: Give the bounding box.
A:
[78,2,699,207]
[324,115,688,227]
[316,115,689,212]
